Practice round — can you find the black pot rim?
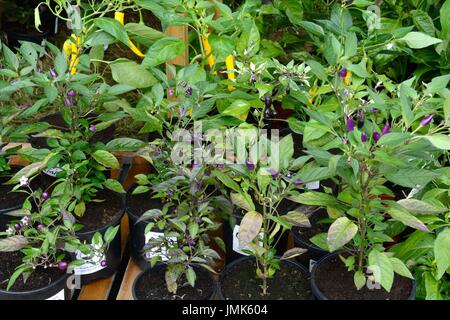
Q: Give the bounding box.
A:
[0,271,68,299]
[310,251,417,300]
[290,206,329,253]
[132,263,218,300]
[75,190,125,237]
[218,255,310,300]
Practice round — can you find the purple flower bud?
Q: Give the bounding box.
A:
[214,163,225,169]
[167,190,173,197]
[67,89,76,97]
[181,81,188,88]
[41,192,49,201]
[188,239,196,246]
[346,117,355,132]
[49,68,58,78]
[194,217,201,223]
[58,261,68,271]
[343,89,350,95]
[357,110,365,129]
[293,180,303,185]
[264,96,272,108]
[420,114,433,127]
[168,88,175,96]
[185,87,193,95]
[246,160,255,170]
[14,224,21,232]
[268,168,278,179]
[373,131,381,142]
[361,132,367,143]
[339,68,347,79]
[382,123,391,135]
[179,107,186,117]
[89,124,96,133]
[100,260,107,267]
[37,224,45,230]
[64,97,73,107]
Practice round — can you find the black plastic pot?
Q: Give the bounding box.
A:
[74,192,125,285]
[125,183,164,270]
[71,163,130,285]
[217,255,311,300]
[132,264,218,300]
[290,207,329,272]
[310,252,416,300]
[0,165,28,230]
[0,273,69,300]
[5,28,52,50]
[29,112,116,149]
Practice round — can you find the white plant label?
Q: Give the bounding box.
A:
[43,166,63,177]
[144,231,176,261]
[305,181,320,190]
[232,225,263,255]
[46,289,65,300]
[73,247,106,275]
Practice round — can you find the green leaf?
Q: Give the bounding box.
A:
[389,257,414,279]
[354,270,366,290]
[6,161,43,184]
[2,44,19,70]
[186,267,196,288]
[441,0,450,38]
[230,192,255,212]
[324,34,341,65]
[424,74,450,96]
[412,10,435,36]
[279,134,294,169]
[238,211,263,248]
[368,250,394,292]
[110,60,157,88]
[104,179,125,193]
[95,17,130,47]
[281,247,307,260]
[327,217,358,252]
[387,206,430,233]
[288,191,338,207]
[297,21,324,37]
[0,236,28,252]
[104,225,120,243]
[384,168,439,188]
[397,199,446,215]
[74,201,86,216]
[283,209,310,227]
[310,233,329,251]
[106,138,146,152]
[213,170,241,193]
[222,99,251,121]
[423,134,450,150]
[92,150,120,169]
[424,272,442,300]
[435,228,450,279]
[399,32,442,49]
[209,34,234,61]
[142,37,185,68]
[306,60,327,81]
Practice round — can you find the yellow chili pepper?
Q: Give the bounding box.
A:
[63,34,80,75]
[344,71,352,85]
[201,34,217,74]
[308,88,317,104]
[225,54,235,91]
[114,12,145,58]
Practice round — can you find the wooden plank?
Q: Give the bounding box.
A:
[165,24,189,68]
[77,275,116,300]
[116,259,143,300]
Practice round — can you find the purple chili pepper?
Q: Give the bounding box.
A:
[67,89,76,97]
[293,180,303,185]
[41,192,49,201]
[89,124,96,133]
[382,123,391,135]
[49,68,58,78]
[339,68,347,79]
[346,117,355,132]
[246,160,255,170]
[194,217,201,223]
[64,97,72,107]
[420,114,433,127]
[373,131,381,142]
[58,261,68,271]
[14,224,21,232]
[361,132,367,143]
[268,168,278,179]
[185,87,193,95]
[100,260,107,267]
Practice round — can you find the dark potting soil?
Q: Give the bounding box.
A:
[0,251,65,292]
[292,208,330,246]
[30,113,115,149]
[314,255,413,300]
[134,266,214,300]
[221,259,311,300]
[0,176,27,211]
[77,191,122,232]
